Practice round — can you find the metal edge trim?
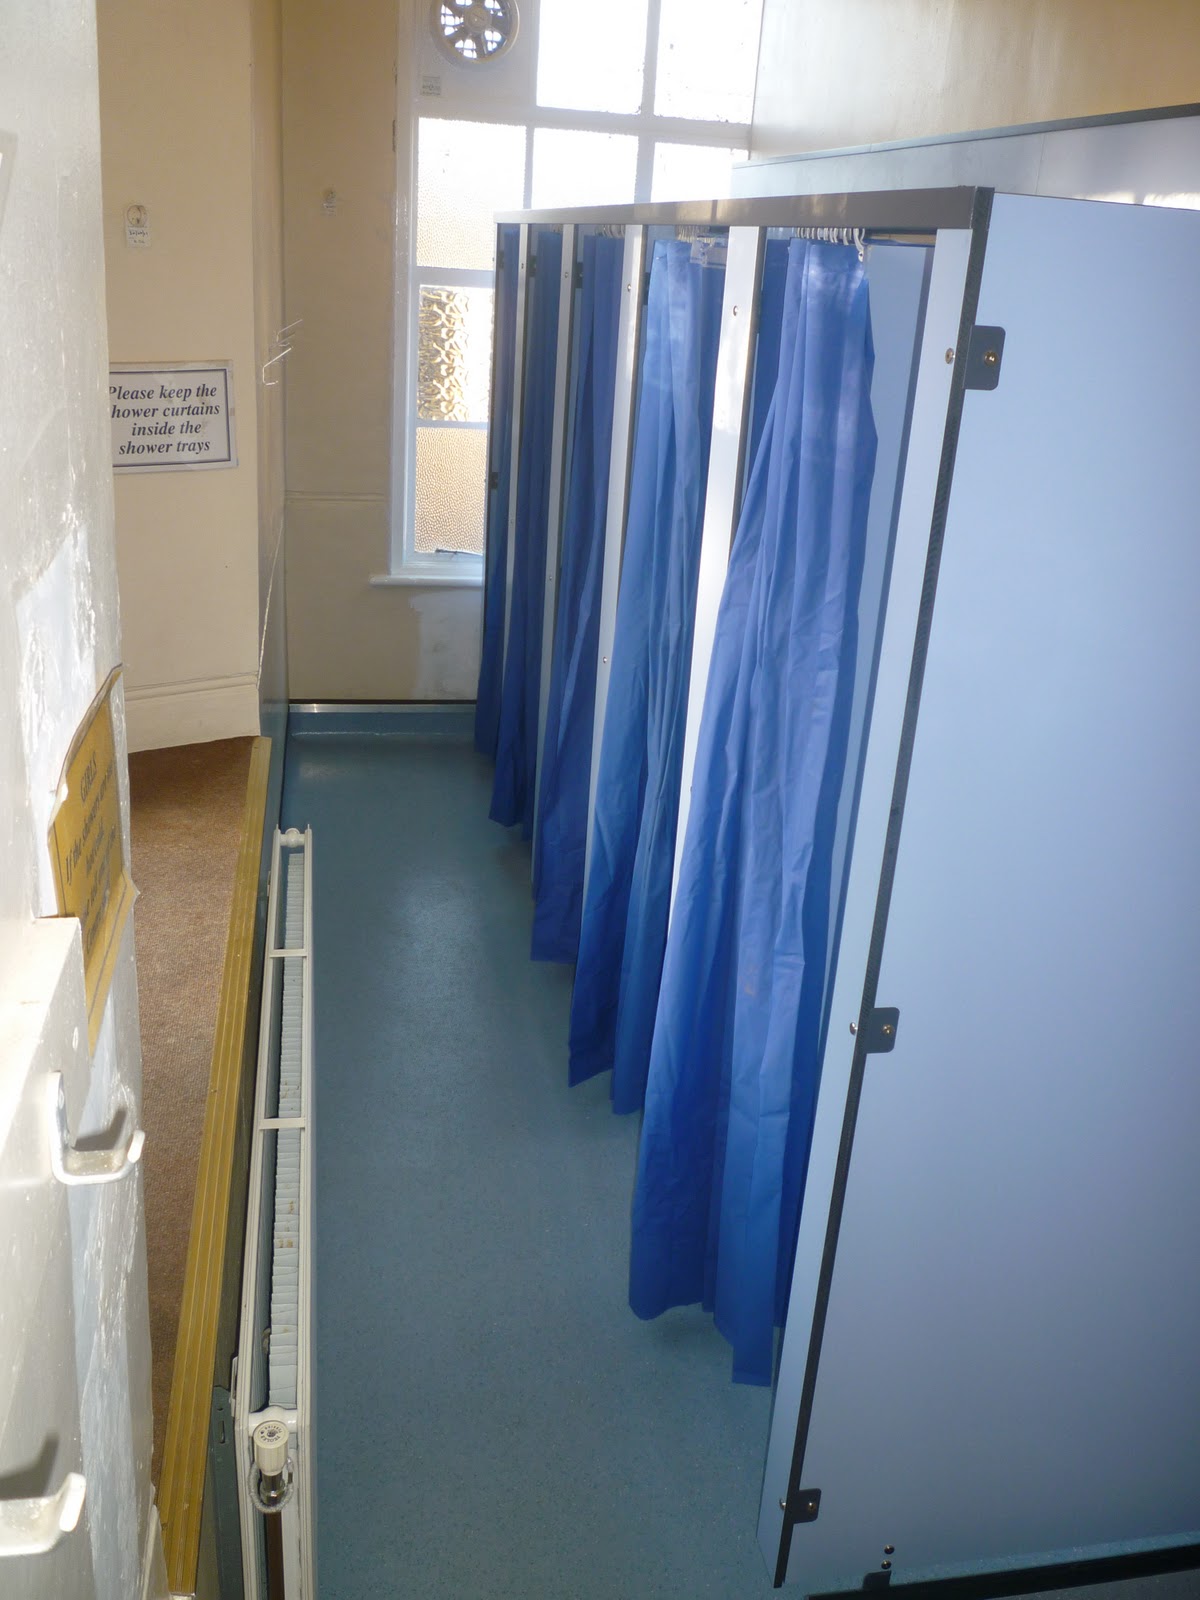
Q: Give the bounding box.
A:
[495,188,982,233]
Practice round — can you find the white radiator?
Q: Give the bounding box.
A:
[235,826,316,1599]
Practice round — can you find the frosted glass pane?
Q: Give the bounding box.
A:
[537,0,649,112]
[654,0,760,122]
[414,425,487,554]
[417,285,494,422]
[416,118,526,270]
[651,142,746,201]
[530,129,638,211]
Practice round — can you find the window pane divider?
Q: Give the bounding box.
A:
[414,265,496,287]
[415,418,489,431]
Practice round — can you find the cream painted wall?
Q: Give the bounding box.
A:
[250,0,290,745]
[1,2,163,1593]
[251,0,285,640]
[751,0,1200,157]
[283,0,482,702]
[98,1,263,750]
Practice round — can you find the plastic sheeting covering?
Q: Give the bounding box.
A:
[531,234,625,962]
[490,228,564,833]
[628,240,878,1385]
[475,223,522,759]
[568,238,725,1111]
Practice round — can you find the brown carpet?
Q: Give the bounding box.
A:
[129,736,255,1481]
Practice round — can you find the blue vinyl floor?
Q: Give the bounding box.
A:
[282,725,774,1598]
[281,721,1200,1600]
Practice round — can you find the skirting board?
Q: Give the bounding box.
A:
[125,674,260,752]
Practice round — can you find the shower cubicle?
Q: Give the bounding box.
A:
[475,186,1200,1593]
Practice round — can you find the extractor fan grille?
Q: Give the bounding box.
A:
[431,0,520,65]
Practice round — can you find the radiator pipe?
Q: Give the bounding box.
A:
[251,1419,294,1599]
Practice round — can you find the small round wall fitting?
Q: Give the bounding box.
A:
[430,0,520,65]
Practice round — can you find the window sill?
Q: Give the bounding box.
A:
[370,567,483,589]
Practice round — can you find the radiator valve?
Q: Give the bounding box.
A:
[249,1418,295,1514]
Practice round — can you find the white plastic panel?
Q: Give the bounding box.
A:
[584,225,645,888]
[533,224,578,844]
[0,920,92,1599]
[501,227,531,656]
[774,193,1200,1591]
[670,225,762,906]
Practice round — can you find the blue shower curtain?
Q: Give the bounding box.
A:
[531,233,624,962]
[490,228,564,834]
[568,238,725,1112]
[628,239,878,1386]
[475,223,521,759]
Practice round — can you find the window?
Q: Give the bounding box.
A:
[389,0,763,578]
[408,119,526,565]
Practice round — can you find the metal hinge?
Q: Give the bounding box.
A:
[641,267,651,305]
[780,1486,821,1524]
[488,469,500,490]
[573,260,584,290]
[964,324,1005,390]
[852,1007,899,1053]
[497,245,505,269]
[528,252,537,278]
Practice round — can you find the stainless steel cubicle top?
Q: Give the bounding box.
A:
[495,186,988,236]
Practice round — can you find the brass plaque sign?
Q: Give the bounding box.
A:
[48,668,135,1049]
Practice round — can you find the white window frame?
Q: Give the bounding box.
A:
[384,0,759,582]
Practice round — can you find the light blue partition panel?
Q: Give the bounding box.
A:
[766,191,1200,1591]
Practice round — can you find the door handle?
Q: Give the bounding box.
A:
[0,1472,86,1556]
[47,1073,144,1186]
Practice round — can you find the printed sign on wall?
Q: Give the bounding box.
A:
[48,668,136,1050]
[109,362,237,472]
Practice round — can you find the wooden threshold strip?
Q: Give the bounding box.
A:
[158,735,271,1593]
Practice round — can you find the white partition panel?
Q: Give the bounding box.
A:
[501,225,531,656]
[766,193,1200,1592]
[584,225,646,889]
[669,226,763,909]
[533,224,578,844]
